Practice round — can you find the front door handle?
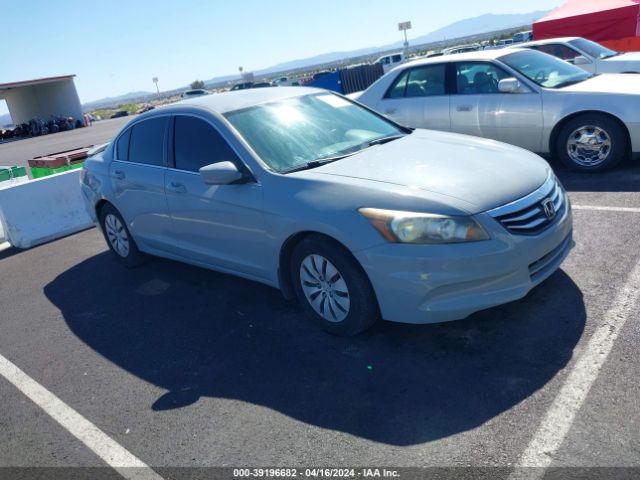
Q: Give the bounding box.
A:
[113,169,125,180]
[456,104,473,112]
[385,108,397,115]
[168,182,186,194]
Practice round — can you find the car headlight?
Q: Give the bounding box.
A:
[359,208,490,244]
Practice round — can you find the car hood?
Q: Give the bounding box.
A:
[300,129,550,214]
[603,52,640,65]
[561,73,640,94]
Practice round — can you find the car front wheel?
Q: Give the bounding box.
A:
[556,114,626,172]
[291,235,379,336]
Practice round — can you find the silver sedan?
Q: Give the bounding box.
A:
[355,48,640,172]
[81,87,572,336]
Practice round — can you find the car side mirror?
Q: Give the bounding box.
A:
[199,161,244,185]
[498,77,528,94]
[572,55,591,66]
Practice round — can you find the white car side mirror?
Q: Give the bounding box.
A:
[498,78,528,94]
[572,55,591,66]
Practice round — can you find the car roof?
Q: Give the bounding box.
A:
[517,37,580,47]
[403,47,528,69]
[169,86,326,114]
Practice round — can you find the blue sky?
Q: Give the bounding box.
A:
[0,0,561,115]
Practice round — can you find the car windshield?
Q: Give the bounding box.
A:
[569,38,619,59]
[501,49,592,89]
[224,93,405,173]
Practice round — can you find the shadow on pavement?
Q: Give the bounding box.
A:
[549,157,640,193]
[45,252,585,446]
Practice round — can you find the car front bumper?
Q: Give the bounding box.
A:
[354,202,573,324]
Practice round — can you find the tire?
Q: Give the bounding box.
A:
[556,113,626,172]
[99,204,145,268]
[290,235,380,336]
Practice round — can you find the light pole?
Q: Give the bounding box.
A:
[152,77,159,96]
[398,21,412,54]
[238,66,243,80]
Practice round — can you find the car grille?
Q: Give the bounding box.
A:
[488,176,566,236]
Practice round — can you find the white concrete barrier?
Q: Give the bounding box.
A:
[0,170,95,249]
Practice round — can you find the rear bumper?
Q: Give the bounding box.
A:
[354,203,573,324]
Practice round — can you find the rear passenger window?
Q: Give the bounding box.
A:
[115,128,131,160]
[386,70,409,98]
[174,116,240,172]
[532,44,580,62]
[385,64,446,98]
[128,117,168,166]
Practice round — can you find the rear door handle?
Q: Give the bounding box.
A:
[113,169,125,180]
[168,182,186,194]
[456,104,473,112]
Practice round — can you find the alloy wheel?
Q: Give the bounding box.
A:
[566,125,612,167]
[299,254,351,322]
[104,213,130,258]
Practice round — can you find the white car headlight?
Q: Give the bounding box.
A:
[359,208,490,244]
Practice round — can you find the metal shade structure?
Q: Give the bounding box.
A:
[0,75,83,125]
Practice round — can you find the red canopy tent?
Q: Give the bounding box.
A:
[533,0,640,51]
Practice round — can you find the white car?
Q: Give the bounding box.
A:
[375,53,406,73]
[518,37,640,74]
[355,48,640,172]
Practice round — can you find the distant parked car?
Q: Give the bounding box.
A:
[110,111,129,119]
[81,87,572,336]
[513,30,533,44]
[252,82,272,88]
[443,44,480,55]
[375,52,406,73]
[518,37,640,74]
[181,89,210,98]
[355,48,640,171]
[231,82,254,91]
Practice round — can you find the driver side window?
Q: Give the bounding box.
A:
[173,116,240,172]
[454,62,510,95]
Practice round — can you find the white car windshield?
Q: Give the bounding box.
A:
[225,93,405,173]
[501,49,592,89]
[569,38,619,60]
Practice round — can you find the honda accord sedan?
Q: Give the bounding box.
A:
[355,48,640,172]
[81,87,573,336]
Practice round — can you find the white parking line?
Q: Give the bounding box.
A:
[0,353,164,480]
[572,205,640,213]
[511,259,640,478]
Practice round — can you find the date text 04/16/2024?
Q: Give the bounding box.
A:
[233,468,400,478]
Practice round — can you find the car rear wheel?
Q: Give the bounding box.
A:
[556,114,626,172]
[291,235,379,336]
[99,204,145,268]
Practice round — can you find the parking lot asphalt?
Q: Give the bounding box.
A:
[0,117,131,170]
[0,160,639,478]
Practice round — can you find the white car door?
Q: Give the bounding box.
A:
[373,63,451,131]
[449,61,544,152]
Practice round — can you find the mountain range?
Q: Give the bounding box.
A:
[212,10,549,81]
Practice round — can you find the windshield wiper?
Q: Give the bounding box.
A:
[554,78,589,89]
[280,153,355,174]
[366,134,406,147]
